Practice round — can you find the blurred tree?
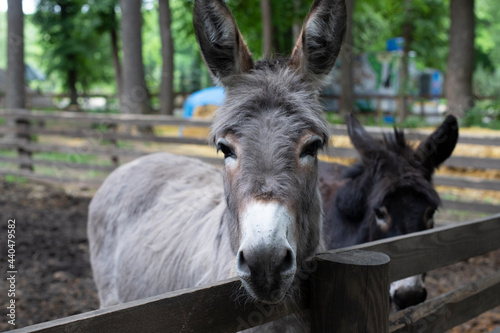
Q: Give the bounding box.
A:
[261,0,272,58]
[6,0,25,111]
[353,0,449,71]
[340,0,354,116]
[159,0,174,115]
[120,0,151,115]
[446,0,475,117]
[33,0,114,106]
[88,0,122,101]
[398,0,412,122]
[5,0,27,155]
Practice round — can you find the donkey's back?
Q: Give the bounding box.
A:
[88,153,232,307]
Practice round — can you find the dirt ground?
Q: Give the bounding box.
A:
[0,179,499,332]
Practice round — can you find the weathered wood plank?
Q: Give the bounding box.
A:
[442,199,500,214]
[0,109,212,127]
[0,169,103,186]
[0,156,115,172]
[9,278,306,333]
[2,126,210,145]
[331,214,500,282]
[325,147,500,170]
[2,109,499,146]
[389,270,500,333]
[329,124,500,146]
[444,155,500,170]
[435,175,500,191]
[311,250,390,333]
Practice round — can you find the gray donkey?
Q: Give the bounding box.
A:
[88,0,346,331]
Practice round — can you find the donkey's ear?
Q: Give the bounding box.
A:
[415,115,459,172]
[193,0,254,86]
[346,113,384,161]
[289,0,346,85]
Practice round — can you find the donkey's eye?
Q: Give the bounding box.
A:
[217,142,236,159]
[300,139,323,158]
[424,207,436,229]
[374,207,386,220]
[374,206,391,232]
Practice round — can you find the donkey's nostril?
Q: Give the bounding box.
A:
[236,250,251,277]
[279,248,295,275]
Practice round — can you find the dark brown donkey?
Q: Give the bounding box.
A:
[319,114,459,309]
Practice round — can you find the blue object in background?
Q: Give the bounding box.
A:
[183,87,226,118]
[386,37,404,52]
[383,115,395,124]
[431,71,443,97]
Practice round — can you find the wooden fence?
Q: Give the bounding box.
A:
[9,213,500,333]
[0,108,499,214]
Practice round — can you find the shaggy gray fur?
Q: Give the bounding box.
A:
[89,0,346,331]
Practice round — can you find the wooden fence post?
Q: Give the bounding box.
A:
[310,250,390,333]
[16,110,33,172]
[108,123,119,168]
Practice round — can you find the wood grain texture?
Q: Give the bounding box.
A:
[9,278,307,333]
[442,199,500,214]
[329,214,500,282]
[0,109,212,127]
[311,250,390,333]
[389,270,500,333]
[435,175,500,191]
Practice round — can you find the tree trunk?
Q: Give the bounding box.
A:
[120,0,151,115]
[159,0,174,115]
[68,63,78,106]
[292,0,301,43]
[6,0,25,111]
[7,0,32,171]
[261,0,272,59]
[110,9,123,102]
[340,0,354,116]
[445,0,475,118]
[397,0,412,123]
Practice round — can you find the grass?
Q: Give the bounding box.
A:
[34,151,112,166]
[4,175,28,184]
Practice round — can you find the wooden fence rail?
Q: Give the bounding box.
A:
[0,109,499,213]
[9,213,500,333]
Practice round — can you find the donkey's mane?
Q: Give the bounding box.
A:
[210,63,330,145]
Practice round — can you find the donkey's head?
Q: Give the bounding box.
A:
[339,114,458,308]
[194,0,346,304]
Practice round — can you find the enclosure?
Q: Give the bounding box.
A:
[1,110,499,332]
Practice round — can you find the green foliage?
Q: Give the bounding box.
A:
[0,11,6,69]
[32,0,115,93]
[324,112,344,125]
[475,0,500,71]
[2,0,499,99]
[401,115,428,129]
[354,0,449,71]
[4,175,28,184]
[463,99,500,129]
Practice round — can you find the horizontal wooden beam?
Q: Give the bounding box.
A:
[435,175,500,191]
[329,214,500,282]
[2,109,499,146]
[5,213,500,333]
[330,124,500,147]
[0,169,103,186]
[389,270,500,333]
[0,109,212,127]
[442,199,500,214]
[0,156,115,172]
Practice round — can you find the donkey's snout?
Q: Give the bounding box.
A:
[393,287,427,310]
[236,246,295,279]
